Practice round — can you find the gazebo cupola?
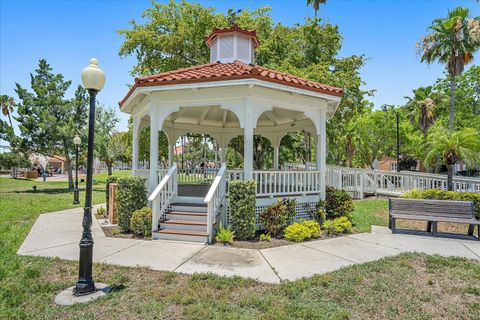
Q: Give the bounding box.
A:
[205,25,259,64]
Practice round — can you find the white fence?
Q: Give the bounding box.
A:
[147,165,177,232]
[284,162,480,197]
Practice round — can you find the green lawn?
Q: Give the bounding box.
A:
[351,198,389,233]
[1,178,479,319]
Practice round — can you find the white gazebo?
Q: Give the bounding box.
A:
[120,25,343,242]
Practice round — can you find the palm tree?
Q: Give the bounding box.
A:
[425,127,480,191]
[0,95,15,128]
[418,7,480,130]
[306,0,327,17]
[404,86,441,136]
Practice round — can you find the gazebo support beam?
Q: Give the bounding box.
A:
[132,117,140,171]
[317,109,327,200]
[149,107,159,193]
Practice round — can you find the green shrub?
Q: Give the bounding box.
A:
[260,233,271,242]
[229,180,256,240]
[96,206,106,217]
[105,175,118,213]
[323,217,353,235]
[283,198,297,223]
[403,189,480,219]
[284,220,321,242]
[215,223,234,244]
[117,176,147,232]
[322,186,354,219]
[260,200,288,237]
[302,220,321,237]
[130,207,152,236]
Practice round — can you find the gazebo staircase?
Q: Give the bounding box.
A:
[149,164,227,244]
[154,199,209,243]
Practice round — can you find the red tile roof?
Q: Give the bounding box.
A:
[119,60,343,107]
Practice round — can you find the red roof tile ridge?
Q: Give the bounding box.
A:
[136,61,221,82]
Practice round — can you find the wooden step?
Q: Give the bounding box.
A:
[158,229,208,236]
[166,211,207,222]
[171,202,207,207]
[153,229,208,243]
[168,211,207,216]
[162,219,207,226]
[160,219,207,231]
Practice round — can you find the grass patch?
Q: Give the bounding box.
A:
[351,198,389,232]
[1,178,479,319]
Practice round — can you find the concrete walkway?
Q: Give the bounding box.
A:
[18,206,480,284]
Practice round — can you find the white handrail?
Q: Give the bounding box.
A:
[204,163,227,243]
[148,164,178,233]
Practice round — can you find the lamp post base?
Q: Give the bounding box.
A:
[73,189,80,205]
[55,283,111,306]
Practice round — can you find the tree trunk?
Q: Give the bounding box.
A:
[65,155,74,189]
[447,164,454,191]
[107,162,113,176]
[449,76,455,130]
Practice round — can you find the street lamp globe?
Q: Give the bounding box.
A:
[73,135,81,146]
[81,58,105,92]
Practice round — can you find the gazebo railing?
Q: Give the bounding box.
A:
[284,162,480,196]
[253,170,322,196]
[204,163,227,243]
[148,164,177,232]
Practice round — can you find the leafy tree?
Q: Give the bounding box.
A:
[425,127,480,190]
[418,7,480,129]
[12,60,88,188]
[0,152,30,178]
[228,135,272,169]
[94,105,123,175]
[351,110,396,168]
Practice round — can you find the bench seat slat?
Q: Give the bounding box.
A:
[391,213,480,224]
[390,210,473,219]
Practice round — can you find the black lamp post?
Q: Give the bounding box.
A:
[73,135,81,205]
[73,58,105,296]
[382,105,400,173]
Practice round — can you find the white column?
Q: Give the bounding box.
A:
[132,117,140,171]
[317,109,327,200]
[168,144,173,167]
[273,146,279,170]
[244,106,254,179]
[149,107,159,193]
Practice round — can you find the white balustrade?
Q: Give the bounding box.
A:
[253,170,322,196]
[204,164,227,243]
[148,164,178,232]
[285,162,480,197]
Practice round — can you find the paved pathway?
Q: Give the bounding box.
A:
[18,206,480,284]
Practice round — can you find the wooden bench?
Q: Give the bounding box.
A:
[389,198,480,240]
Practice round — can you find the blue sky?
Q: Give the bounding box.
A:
[1,0,479,133]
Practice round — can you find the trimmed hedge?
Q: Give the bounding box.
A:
[229,180,256,240]
[117,176,147,232]
[403,189,480,219]
[105,175,118,213]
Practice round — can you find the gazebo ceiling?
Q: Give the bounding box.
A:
[163,106,311,129]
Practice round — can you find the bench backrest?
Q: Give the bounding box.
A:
[389,198,474,220]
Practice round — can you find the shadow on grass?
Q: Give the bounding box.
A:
[11,188,105,195]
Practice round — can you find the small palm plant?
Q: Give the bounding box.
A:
[215,223,234,245]
[425,127,480,190]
